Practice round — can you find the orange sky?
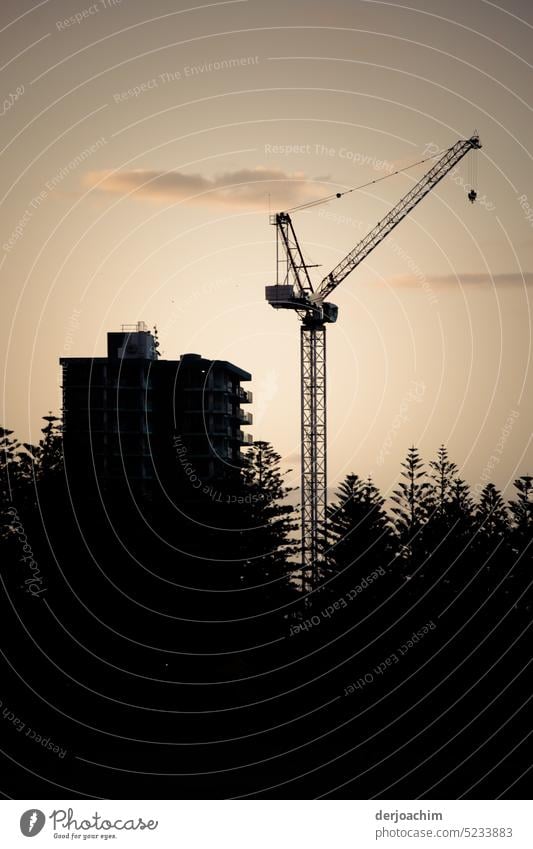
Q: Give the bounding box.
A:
[1,0,532,498]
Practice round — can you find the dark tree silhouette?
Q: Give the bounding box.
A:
[1,427,19,505]
[449,476,475,527]
[509,475,533,547]
[506,475,533,622]
[238,440,298,613]
[429,444,458,518]
[321,474,395,598]
[390,446,433,573]
[423,448,477,607]
[36,413,63,479]
[2,414,532,800]
[475,482,510,541]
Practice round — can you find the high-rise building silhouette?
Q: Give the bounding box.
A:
[60,323,252,490]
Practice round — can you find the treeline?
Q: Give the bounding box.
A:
[0,418,531,799]
[3,420,531,603]
[321,445,532,604]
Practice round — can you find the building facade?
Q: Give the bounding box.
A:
[60,323,252,488]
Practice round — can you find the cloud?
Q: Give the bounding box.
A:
[83,166,331,210]
[387,272,533,289]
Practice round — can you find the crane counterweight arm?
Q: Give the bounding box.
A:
[314,134,481,302]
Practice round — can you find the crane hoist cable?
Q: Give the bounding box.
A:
[468,131,479,202]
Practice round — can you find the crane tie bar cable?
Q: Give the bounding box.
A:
[284,147,449,214]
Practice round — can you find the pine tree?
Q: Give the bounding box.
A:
[321,474,394,597]
[509,475,533,546]
[390,446,433,570]
[446,476,477,547]
[425,450,476,605]
[1,427,21,540]
[1,427,19,503]
[507,475,533,622]
[449,477,475,523]
[37,413,63,479]
[0,426,38,522]
[11,414,64,489]
[475,483,510,543]
[237,441,298,612]
[429,444,458,518]
[472,483,510,601]
[426,447,475,550]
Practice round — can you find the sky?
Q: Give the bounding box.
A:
[1,0,532,500]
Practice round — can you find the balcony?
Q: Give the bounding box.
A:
[232,431,253,445]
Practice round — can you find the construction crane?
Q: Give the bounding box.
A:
[265,133,481,592]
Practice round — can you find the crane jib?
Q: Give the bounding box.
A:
[315,135,481,301]
[265,135,480,315]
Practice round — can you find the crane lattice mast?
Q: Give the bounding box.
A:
[265,134,481,593]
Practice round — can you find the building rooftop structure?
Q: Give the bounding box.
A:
[60,325,252,490]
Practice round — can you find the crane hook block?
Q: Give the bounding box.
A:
[468,189,477,203]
